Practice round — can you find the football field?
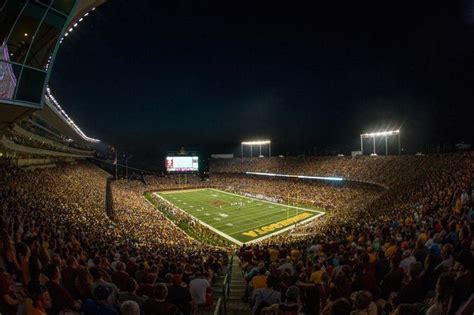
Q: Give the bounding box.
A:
[153,188,325,245]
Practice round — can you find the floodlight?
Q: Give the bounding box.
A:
[241,140,272,158]
[361,130,400,137]
[241,140,271,145]
[360,129,400,155]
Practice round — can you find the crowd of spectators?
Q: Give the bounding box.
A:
[211,174,383,212]
[111,179,229,247]
[2,128,91,156]
[223,153,474,315]
[0,151,472,315]
[0,163,227,315]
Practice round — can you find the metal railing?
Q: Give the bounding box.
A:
[214,254,234,315]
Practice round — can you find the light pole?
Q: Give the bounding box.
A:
[373,135,376,155]
[360,130,400,156]
[241,140,271,158]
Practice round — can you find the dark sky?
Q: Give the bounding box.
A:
[50,0,474,162]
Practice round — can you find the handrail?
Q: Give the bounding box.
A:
[214,298,222,315]
[215,254,234,315]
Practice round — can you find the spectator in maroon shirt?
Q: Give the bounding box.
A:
[393,261,424,306]
[351,263,378,298]
[329,273,352,301]
[126,258,138,278]
[45,264,80,314]
[380,255,404,300]
[111,262,131,292]
[61,256,79,298]
[137,273,157,299]
[448,250,473,315]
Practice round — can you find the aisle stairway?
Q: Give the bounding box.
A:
[225,255,251,314]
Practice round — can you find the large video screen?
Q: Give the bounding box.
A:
[166,156,199,172]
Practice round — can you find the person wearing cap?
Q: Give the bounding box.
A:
[84,285,118,315]
[167,274,192,315]
[90,267,120,305]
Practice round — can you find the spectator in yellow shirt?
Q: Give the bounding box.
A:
[310,263,324,284]
[250,267,268,289]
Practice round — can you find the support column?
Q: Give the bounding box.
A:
[360,135,363,155]
[269,143,271,157]
[385,135,388,155]
[241,144,243,161]
[373,136,376,155]
[250,145,252,160]
[259,144,262,156]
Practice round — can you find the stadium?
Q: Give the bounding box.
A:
[0,1,473,315]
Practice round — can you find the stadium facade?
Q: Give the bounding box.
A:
[0,0,105,165]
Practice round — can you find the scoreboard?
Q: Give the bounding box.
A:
[166,156,199,172]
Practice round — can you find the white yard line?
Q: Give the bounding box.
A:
[240,212,325,245]
[159,188,206,194]
[152,188,326,245]
[152,192,244,246]
[208,188,324,214]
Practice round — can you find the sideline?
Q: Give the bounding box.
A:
[152,188,327,245]
[153,192,244,246]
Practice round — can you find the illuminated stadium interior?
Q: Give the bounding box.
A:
[0,2,473,315]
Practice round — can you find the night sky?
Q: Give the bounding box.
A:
[50,0,474,162]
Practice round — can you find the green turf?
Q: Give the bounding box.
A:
[154,188,325,244]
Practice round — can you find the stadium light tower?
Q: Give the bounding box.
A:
[241,140,271,159]
[360,130,400,155]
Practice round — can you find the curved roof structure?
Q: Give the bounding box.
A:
[0,0,105,144]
